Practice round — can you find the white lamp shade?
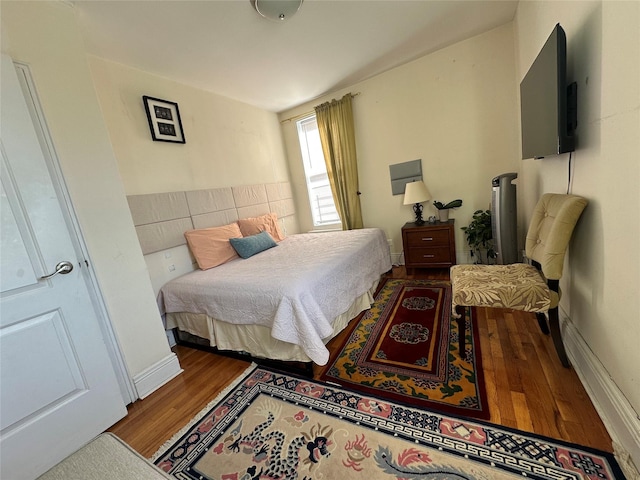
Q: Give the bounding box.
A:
[403,181,431,205]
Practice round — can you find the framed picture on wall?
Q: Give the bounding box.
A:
[142,96,186,143]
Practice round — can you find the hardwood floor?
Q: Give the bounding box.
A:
[108,266,613,458]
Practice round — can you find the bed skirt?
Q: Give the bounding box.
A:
[165,280,378,364]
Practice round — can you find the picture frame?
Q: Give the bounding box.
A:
[142,95,186,143]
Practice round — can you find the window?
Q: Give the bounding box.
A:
[296,115,340,227]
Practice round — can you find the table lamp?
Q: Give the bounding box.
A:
[403,180,431,225]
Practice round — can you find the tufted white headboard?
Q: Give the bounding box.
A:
[127,182,298,293]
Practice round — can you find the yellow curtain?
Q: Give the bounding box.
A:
[314,93,363,230]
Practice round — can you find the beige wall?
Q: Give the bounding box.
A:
[280,24,520,263]
[0,2,172,382]
[515,0,639,424]
[88,57,291,196]
[87,57,296,296]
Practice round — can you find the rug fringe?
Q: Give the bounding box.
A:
[150,362,258,462]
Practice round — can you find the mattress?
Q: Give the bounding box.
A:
[165,283,376,363]
[158,228,392,365]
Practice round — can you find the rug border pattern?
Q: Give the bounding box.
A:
[153,366,626,480]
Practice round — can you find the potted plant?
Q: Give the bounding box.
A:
[461,209,497,264]
[433,199,462,222]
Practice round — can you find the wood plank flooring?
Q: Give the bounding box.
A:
[108,266,613,458]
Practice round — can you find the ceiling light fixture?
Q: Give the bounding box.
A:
[251,0,303,21]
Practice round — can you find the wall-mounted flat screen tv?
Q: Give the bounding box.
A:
[520,23,577,159]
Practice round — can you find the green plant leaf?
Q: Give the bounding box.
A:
[461,209,496,264]
[433,199,463,210]
[443,199,463,209]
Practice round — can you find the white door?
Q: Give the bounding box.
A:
[0,55,127,479]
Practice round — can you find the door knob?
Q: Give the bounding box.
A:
[40,261,74,280]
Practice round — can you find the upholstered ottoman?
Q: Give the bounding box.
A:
[450,263,556,358]
[451,263,554,315]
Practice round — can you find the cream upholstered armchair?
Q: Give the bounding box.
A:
[450,193,588,367]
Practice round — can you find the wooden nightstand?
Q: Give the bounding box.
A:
[402,220,456,271]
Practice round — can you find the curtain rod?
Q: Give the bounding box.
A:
[279,92,360,124]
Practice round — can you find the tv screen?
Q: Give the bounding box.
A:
[520,24,576,159]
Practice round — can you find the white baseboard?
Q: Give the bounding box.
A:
[132,352,183,400]
[561,311,640,478]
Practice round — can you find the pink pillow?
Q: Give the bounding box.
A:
[184,223,242,270]
[237,213,285,242]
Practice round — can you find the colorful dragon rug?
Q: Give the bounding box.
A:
[152,365,626,479]
[321,278,489,419]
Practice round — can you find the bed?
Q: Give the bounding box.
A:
[157,228,392,366]
[126,182,392,368]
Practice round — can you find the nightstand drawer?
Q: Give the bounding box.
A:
[404,229,450,247]
[405,247,452,265]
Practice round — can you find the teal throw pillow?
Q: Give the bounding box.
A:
[229,231,277,259]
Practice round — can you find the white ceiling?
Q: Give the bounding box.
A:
[74,0,518,113]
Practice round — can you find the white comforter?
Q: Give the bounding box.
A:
[157,228,392,365]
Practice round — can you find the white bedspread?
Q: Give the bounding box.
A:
[157,228,392,365]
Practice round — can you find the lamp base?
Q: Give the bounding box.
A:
[413,203,425,225]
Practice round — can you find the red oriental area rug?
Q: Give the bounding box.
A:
[320,278,489,419]
[152,365,626,480]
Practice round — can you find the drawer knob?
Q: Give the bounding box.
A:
[422,237,433,241]
[423,254,435,258]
